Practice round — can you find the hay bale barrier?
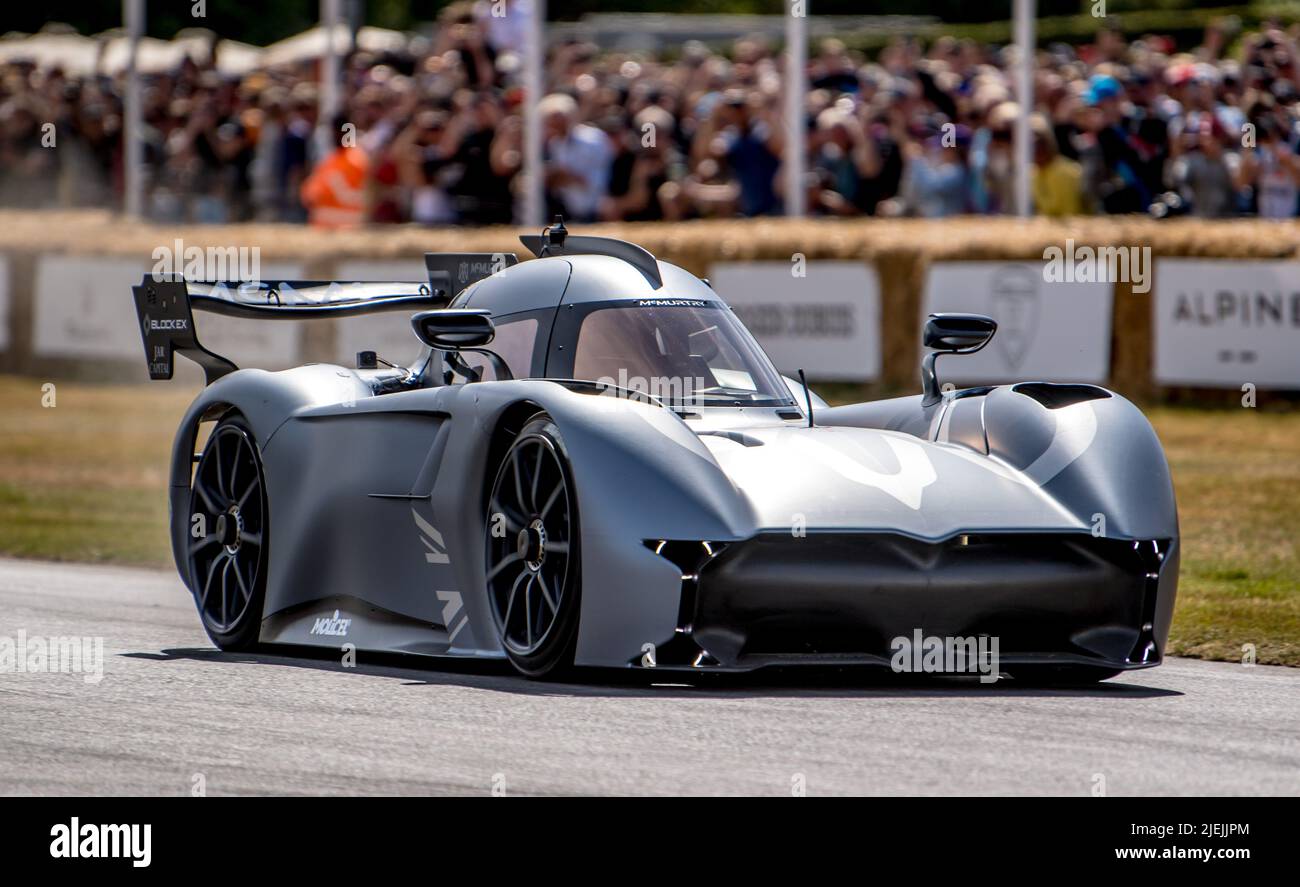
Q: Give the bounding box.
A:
[3,210,1299,401]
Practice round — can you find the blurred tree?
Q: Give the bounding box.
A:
[0,1,1248,42]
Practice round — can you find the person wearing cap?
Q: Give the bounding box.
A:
[1079,73,1155,213]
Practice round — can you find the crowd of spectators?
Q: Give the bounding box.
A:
[5,3,1300,225]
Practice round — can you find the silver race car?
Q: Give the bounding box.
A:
[132,220,1179,682]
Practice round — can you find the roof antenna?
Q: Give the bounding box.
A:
[797,368,814,428]
[541,215,567,255]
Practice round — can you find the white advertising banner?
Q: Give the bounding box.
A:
[33,256,147,361]
[32,256,303,372]
[708,261,880,381]
[333,260,431,369]
[1155,260,1300,389]
[922,262,1113,384]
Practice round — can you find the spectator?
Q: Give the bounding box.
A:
[1237,116,1300,217]
[6,16,1300,225]
[1170,117,1238,217]
[300,114,367,228]
[540,92,612,223]
[1031,115,1084,217]
[899,121,968,217]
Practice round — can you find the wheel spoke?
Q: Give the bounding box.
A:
[536,571,557,614]
[487,551,522,582]
[240,531,262,548]
[547,540,569,555]
[220,558,231,627]
[503,569,527,635]
[193,478,220,515]
[228,436,241,503]
[531,441,544,511]
[523,574,534,648]
[213,433,226,500]
[189,533,219,556]
[236,476,259,510]
[539,480,564,520]
[233,559,252,603]
[512,450,528,514]
[490,497,527,532]
[198,552,225,608]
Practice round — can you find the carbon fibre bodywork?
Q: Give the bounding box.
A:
[157,248,1179,676]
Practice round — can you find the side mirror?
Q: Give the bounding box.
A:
[411,309,495,350]
[921,313,996,406]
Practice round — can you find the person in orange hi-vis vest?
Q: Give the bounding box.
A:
[300,143,369,228]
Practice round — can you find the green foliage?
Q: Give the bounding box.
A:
[9,1,1289,45]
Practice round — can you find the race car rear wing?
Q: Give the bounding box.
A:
[131,252,518,384]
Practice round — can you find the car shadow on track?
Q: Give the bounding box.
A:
[124,646,1182,700]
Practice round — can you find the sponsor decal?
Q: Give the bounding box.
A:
[309,610,351,638]
[457,259,503,282]
[412,509,472,646]
[411,508,450,564]
[637,298,709,307]
[437,590,469,644]
[142,314,188,336]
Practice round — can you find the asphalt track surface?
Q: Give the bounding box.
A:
[1,556,1297,796]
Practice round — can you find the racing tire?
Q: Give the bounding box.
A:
[186,414,269,651]
[485,413,581,678]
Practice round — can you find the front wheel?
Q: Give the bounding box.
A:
[484,414,581,678]
[186,414,269,651]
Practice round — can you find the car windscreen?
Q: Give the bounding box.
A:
[572,301,793,406]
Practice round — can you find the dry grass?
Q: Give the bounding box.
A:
[5,210,1300,271]
[0,375,200,565]
[0,374,1295,665]
[1149,406,1300,666]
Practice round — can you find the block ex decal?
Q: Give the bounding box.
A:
[412,508,472,647]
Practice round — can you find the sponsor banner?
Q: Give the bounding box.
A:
[708,261,880,381]
[32,256,303,373]
[333,260,431,369]
[33,256,146,361]
[1154,260,1300,390]
[0,254,9,352]
[922,262,1113,384]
